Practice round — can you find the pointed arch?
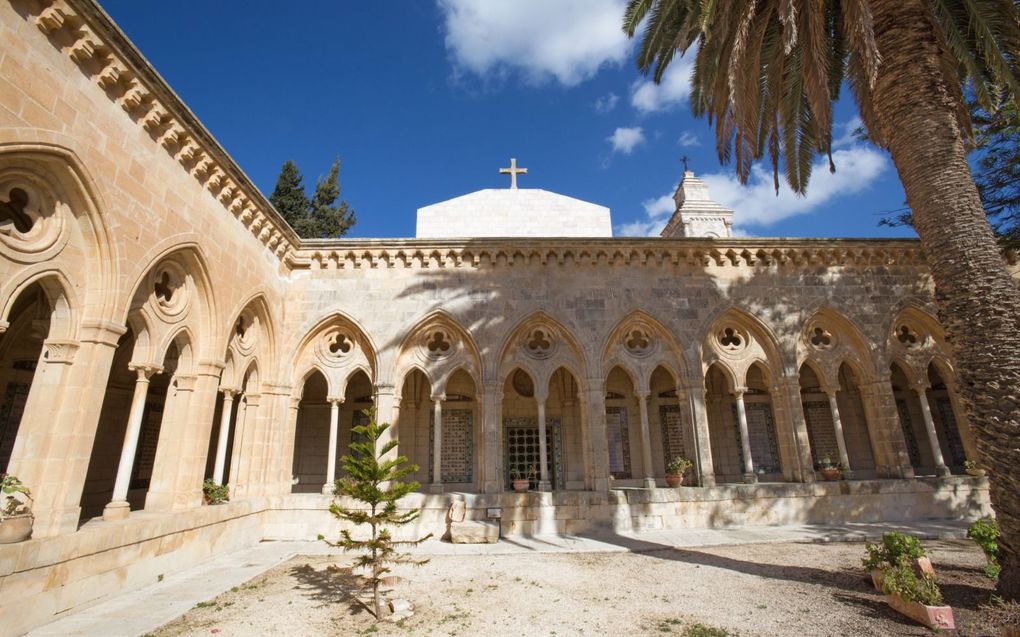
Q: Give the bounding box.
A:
[700,306,784,388]
[290,310,378,399]
[393,309,481,396]
[601,309,687,392]
[496,310,589,390]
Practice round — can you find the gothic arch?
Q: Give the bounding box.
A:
[291,311,377,398]
[797,306,877,390]
[601,310,687,393]
[887,304,952,383]
[393,309,481,396]
[699,307,784,389]
[0,137,117,324]
[0,269,77,341]
[497,311,589,392]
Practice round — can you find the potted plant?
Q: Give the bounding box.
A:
[862,531,933,591]
[0,474,33,543]
[818,456,841,481]
[881,558,955,629]
[202,479,230,505]
[509,466,530,493]
[665,456,693,487]
[964,459,986,477]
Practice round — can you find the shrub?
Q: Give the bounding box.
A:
[862,531,926,570]
[202,479,230,504]
[882,558,943,606]
[967,516,1000,579]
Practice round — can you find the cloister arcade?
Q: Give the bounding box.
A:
[0,143,980,540]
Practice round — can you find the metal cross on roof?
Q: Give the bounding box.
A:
[499,157,528,190]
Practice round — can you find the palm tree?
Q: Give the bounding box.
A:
[623,0,1020,599]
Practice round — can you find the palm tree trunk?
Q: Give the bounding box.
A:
[868,0,1020,600]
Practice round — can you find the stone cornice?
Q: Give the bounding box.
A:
[291,237,927,270]
[29,0,300,263]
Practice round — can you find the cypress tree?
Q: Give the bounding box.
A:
[321,410,431,620]
[268,160,310,230]
[305,157,356,238]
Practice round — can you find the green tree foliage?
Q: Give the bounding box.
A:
[321,411,431,620]
[269,158,356,239]
[969,516,1002,579]
[268,160,309,229]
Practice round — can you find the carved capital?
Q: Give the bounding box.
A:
[128,363,162,381]
[173,374,198,392]
[0,320,8,334]
[43,339,79,364]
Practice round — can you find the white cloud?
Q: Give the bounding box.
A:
[594,92,620,113]
[677,130,700,147]
[608,127,645,154]
[630,56,695,113]
[438,0,631,86]
[615,145,888,236]
[833,116,864,149]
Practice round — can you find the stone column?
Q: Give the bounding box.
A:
[733,389,757,484]
[231,393,262,498]
[323,397,342,494]
[213,388,238,484]
[858,375,913,478]
[373,383,398,466]
[481,380,503,493]
[636,390,656,488]
[281,396,301,491]
[104,364,160,520]
[774,377,815,483]
[11,320,125,536]
[824,387,852,477]
[683,380,716,487]
[430,395,444,493]
[145,372,198,511]
[914,382,950,477]
[583,378,610,492]
[536,390,551,491]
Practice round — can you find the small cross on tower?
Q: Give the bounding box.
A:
[499,157,528,190]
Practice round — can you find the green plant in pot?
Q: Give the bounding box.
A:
[0,474,33,543]
[665,456,693,487]
[202,479,230,505]
[510,465,530,492]
[817,456,841,481]
[881,557,954,630]
[963,459,986,478]
[862,531,933,591]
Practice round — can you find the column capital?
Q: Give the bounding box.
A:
[821,384,839,398]
[288,396,302,409]
[373,382,396,395]
[42,339,80,364]
[197,358,227,374]
[327,396,344,406]
[732,386,748,398]
[431,393,446,403]
[245,393,262,407]
[635,389,651,400]
[173,373,198,392]
[220,387,239,399]
[534,389,549,404]
[0,319,8,334]
[911,380,932,393]
[128,363,161,380]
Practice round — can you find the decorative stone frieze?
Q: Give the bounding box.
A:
[25,0,299,262]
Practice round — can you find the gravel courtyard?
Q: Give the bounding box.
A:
[153,539,1012,637]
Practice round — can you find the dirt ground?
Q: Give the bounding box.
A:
[152,539,1016,637]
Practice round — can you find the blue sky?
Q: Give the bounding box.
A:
[101,0,914,240]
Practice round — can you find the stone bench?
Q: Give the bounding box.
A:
[449,520,500,544]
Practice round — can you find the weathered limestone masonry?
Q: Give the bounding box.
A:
[0,0,1008,634]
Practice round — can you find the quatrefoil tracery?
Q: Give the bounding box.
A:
[524,328,555,359]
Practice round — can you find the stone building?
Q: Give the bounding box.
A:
[0,0,1009,633]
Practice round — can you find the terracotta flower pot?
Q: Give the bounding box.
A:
[966,468,986,477]
[512,479,530,492]
[665,473,683,487]
[886,594,954,630]
[872,558,935,592]
[0,514,33,544]
[820,468,841,481]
